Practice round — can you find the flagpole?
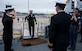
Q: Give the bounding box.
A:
[28,0,29,12]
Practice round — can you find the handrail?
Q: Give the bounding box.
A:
[21,19,49,36]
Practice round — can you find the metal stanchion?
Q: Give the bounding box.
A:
[22,18,24,36]
[41,22,42,34]
[37,22,39,36]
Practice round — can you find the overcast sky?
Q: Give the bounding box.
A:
[0,0,66,13]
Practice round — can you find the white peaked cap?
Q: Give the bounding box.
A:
[55,0,66,5]
[5,7,14,10]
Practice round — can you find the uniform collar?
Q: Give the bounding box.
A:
[58,10,65,13]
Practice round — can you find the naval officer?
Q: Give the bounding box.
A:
[2,5,16,51]
[48,1,71,51]
[25,10,37,38]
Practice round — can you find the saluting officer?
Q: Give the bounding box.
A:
[2,5,16,51]
[25,10,37,38]
[48,1,71,51]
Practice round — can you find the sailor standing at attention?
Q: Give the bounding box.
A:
[48,1,71,51]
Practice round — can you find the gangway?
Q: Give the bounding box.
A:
[21,18,38,39]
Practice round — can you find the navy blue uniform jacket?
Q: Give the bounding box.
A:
[2,13,13,40]
[48,12,71,50]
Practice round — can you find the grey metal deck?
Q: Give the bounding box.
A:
[0,36,82,51]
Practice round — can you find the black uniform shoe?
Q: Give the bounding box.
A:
[68,47,75,51]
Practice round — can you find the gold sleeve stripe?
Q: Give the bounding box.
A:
[48,41,53,46]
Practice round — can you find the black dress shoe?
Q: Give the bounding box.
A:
[68,47,71,49]
[68,47,75,51]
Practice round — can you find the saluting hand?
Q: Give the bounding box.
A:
[71,15,77,22]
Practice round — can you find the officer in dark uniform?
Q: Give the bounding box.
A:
[48,1,71,51]
[2,5,15,51]
[25,10,37,38]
